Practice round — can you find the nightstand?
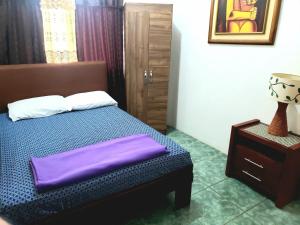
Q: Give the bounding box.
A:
[226,119,300,208]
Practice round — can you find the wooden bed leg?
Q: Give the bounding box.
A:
[175,181,192,209]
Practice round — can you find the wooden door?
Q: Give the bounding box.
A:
[146,9,172,132]
[125,9,149,121]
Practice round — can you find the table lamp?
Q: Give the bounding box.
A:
[268,73,300,136]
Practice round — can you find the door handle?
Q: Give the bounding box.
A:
[144,70,148,84]
[242,170,262,182]
[149,70,153,82]
[244,158,264,169]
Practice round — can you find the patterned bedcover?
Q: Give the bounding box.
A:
[0,106,192,225]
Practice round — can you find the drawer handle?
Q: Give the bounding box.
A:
[242,170,262,182]
[244,158,264,169]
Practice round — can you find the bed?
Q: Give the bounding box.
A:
[0,62,193,225]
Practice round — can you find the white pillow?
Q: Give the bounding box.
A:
[65,91,118,111]
[8,95,71,122]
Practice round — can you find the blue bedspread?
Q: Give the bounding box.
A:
[0,106,192,225]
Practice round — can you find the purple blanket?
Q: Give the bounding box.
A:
[30,134,167,191]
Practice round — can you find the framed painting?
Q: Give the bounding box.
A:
[208,0,282,44]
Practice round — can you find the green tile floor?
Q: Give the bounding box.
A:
[126,128,300,225]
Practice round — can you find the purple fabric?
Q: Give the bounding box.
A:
[30,134,167,191]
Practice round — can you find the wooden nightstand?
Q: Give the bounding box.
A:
[226,119,300,208]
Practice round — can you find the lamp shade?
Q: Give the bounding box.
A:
[269,73,300,104]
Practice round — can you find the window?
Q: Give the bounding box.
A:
[40,0,78,63]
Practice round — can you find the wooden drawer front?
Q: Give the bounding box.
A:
[234,144,282,196]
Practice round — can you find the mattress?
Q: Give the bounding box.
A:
[0,106,192,225]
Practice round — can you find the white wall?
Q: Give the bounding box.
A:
[125,0,300,154]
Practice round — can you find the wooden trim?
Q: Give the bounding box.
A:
[232,119,260,129]
[239,129,290,153]
[124,3,173,9]
[124,3,173,15]
[290,143,300,151]
[207,0,216,44]
[225,125,238,177]
[0,62,108,112]
[268,0,282,44]
[226,120,260,177]
[275,152,300,207]
[208,0,282,45]
[238,120,300,152]
[33,165,193,225]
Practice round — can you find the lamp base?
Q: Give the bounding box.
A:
[268,102,288,137]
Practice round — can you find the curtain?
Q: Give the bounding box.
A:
[75,0,126,109]
[41,0,78,63]
[0,0,46,65]
[0,1,8,64]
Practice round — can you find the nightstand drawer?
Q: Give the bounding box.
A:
[234,144,283,196]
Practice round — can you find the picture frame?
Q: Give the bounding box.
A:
[208,0,282,45]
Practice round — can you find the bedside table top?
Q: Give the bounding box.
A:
[243,123,300,148]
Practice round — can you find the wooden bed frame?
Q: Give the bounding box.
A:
[0,62,193,225]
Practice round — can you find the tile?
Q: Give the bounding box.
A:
[194,153,227,186]
[166,127,175,133]
[133,210,176,225]
[126,187,243,225]
[171,194,207,225]
[167,130,198,148]
[210,178,265,211]
[127,195,300,225]
[226,213,261,225]
[187,141,225,163]
[244,199,300,225]
[167,129,225,164]
[187,188,243,225]
[192,166,209,195]
[166,128,184,139]
[133,188,242,225]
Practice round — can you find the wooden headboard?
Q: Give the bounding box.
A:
[0,61,107,112]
